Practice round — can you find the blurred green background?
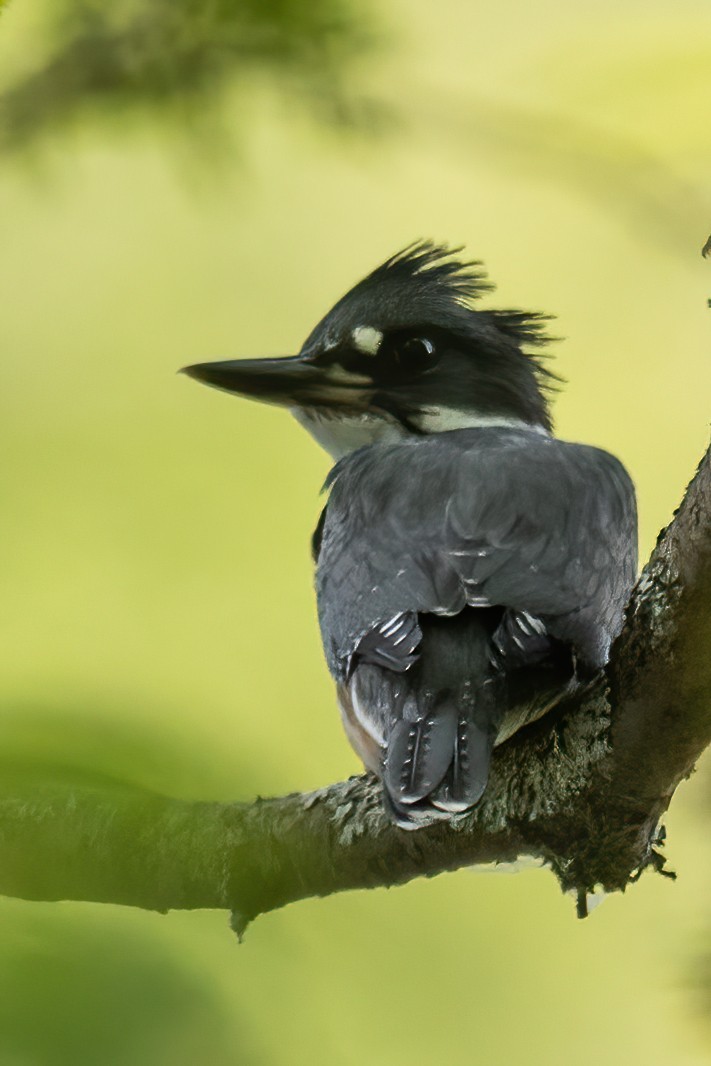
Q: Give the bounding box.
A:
[1,0,711,1063]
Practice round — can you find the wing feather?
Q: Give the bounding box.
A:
[317,427,637,680]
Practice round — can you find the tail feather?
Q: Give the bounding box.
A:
[380,708,495,829]
[384,702,457,805]
[345,608,568,829]
[380,787,451,830]
[431,714,494,813]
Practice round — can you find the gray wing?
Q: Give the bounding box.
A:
[316,427,637,682]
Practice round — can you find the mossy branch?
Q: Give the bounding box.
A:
[0,444,708,933]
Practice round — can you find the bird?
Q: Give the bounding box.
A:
[182,242,638,829]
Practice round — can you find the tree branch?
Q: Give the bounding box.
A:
[0,445,709,931]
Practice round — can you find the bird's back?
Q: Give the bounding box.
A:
[315,426,637,827]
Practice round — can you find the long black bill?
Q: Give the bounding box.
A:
[181,356,372,410]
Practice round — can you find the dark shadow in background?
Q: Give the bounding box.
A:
[0,699,266,801]
[0,902,263,1066]
[0,702,267,1064]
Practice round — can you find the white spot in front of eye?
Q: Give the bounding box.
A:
[352,325,383,356]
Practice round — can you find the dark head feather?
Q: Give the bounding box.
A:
[300,241,561,431]
[301,242,491,352]
[361,240,495,307]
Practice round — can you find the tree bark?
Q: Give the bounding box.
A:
[0,445,709,934]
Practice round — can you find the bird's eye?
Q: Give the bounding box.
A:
[392,337,438,373]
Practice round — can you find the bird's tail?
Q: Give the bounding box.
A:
[383,699,496,829]
[380,608,501,828]
[346,608,573,830]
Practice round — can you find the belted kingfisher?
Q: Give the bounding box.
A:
[183,243,638,828]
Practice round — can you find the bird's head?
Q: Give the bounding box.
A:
[183,242,558,458]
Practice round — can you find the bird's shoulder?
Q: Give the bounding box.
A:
[323,427,635,520]
[315,427,636,678]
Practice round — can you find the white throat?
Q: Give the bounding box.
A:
[292,405,546,459]
[292,407,408,459]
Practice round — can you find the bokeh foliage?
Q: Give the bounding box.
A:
[0,0,377,151]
